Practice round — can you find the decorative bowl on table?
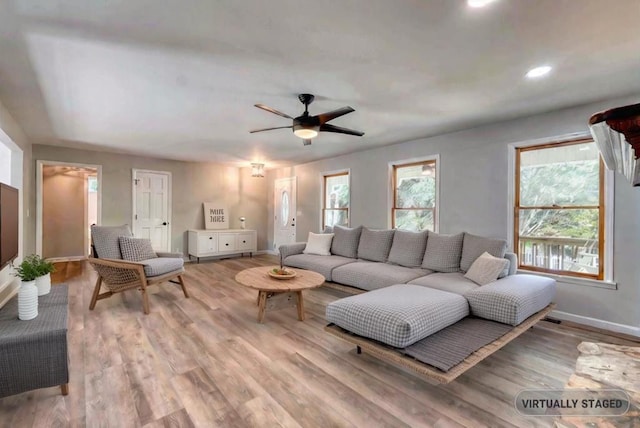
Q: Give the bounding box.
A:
[268,267,297,280]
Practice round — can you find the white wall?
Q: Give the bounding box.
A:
[268,95,640,333]
[0,100,29,307]
[31,145,269,255]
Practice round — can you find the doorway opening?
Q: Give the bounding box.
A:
[36,161,102,261]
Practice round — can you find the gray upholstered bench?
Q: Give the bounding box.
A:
[0,285,69,398]
[326,284,469,348]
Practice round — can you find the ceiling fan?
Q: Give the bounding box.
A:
[250,93,364,146]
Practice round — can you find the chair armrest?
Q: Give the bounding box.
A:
[156,252,184,259]
[279,242,307,266]
[279,242,307,258]
[88,257,146,269]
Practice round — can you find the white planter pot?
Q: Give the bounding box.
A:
[35,273,51,296]
[18,280,38,320]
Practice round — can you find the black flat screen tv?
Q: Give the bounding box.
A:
[0,183,19,270]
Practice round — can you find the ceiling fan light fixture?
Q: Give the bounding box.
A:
[250,163,265,178]
[293,125,319,139]
[467,0,497,8]
[526,65,552,79]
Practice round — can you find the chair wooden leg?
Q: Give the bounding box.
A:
[177,275,189,298]
[89,277,103,310]
[140,278,150,315]
[61,384,69,396]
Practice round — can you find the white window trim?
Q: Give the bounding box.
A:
[319,168,351,231]
[388,154,440,231]
[507,132,615,289]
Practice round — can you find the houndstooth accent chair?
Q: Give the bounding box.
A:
[88,225,189,314]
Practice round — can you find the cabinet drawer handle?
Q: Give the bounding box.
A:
[209,237,213,239]
[242,240,246,243]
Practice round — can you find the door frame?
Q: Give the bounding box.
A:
[131,169,172,252]
[36,160,102,258]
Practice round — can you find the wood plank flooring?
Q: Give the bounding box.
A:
[1,256,638,427]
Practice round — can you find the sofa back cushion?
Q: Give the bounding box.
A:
[460,233,508,274]
[421,231,464,272]
[331,225,363,258]
[357,227,395,262]
[387,230,428,267]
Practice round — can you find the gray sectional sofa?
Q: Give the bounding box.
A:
[279,225,556,343]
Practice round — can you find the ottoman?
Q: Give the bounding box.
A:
[326,284,469,348]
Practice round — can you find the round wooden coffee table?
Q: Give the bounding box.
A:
[235,266,325,323]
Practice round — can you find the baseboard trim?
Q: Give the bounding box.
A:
[550,310,640,338]
[46,256,88,262]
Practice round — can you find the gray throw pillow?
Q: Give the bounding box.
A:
[357,227,395,262]
[460,232,507,273]
[119,236,157,262]
[421,232,464,272]
[331,225,363,258]
[387,230,428,267]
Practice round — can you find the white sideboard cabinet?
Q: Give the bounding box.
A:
[188,229,257,262]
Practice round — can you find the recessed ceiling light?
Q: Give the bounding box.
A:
[526,65,552,79]
[468,0,497,8]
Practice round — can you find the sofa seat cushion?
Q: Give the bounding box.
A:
[284,254,355,281]
[142,257,184,277]
[407,272,479,295]
[464,274,556,326]
[332,261,431,291]
[326,284,469,348]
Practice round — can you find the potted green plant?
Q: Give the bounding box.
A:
[35,256,55,296]
[13,255,40,282]
[12,255,40,320]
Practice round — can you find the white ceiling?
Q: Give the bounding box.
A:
[1,0,639,169]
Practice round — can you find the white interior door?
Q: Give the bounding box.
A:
[274,177,297,251]
[133,170,171,251]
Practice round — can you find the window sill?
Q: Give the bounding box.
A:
[516,269,617,290]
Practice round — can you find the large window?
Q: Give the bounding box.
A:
[322,171,349,229]
[392,159,437,231]
[515,139,605,280]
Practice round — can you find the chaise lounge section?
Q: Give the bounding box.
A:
[280,225,556,382]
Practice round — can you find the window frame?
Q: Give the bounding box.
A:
[509,134,614,287]
[321,169,350,230]
[388,155,440,231]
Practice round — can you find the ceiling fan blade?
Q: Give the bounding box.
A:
[319,123,364,137]
[254,104,293,119]
[249,126,293,133]
[316,106,355,124]
[302,139,312,146]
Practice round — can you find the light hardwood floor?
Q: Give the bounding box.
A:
[1,255,637,427]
